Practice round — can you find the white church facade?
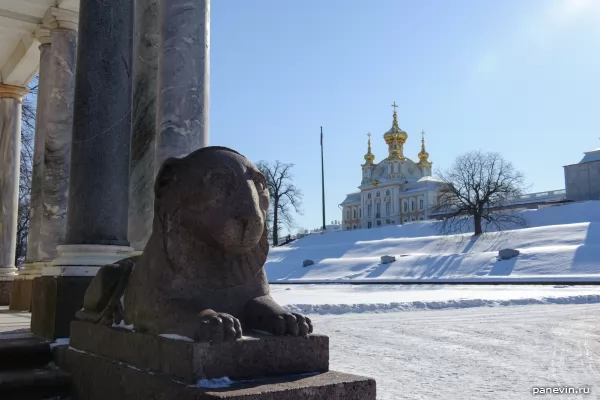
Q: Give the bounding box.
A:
[340,104,444,230]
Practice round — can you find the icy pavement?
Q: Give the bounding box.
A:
[0,306,30,333]
[314,303,600,400]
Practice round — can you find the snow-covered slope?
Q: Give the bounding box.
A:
[266,201,600,283]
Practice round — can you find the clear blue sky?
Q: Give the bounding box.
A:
[210,0,600,233]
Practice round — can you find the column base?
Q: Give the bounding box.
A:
[8,262,48,311]
[43,244,134,277]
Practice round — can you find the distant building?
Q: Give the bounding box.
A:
[339,104,444,230]
[310,222,342,233]
[564,147,600,201]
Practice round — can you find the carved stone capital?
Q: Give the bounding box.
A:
[43,7,79,31]
[0,84,29,100]
[34,25,53,45]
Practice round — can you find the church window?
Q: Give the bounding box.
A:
[386,190,390,196]
[368,204,372,216]
[359,208,362,218]
[368,193,371,199]
[419,199,424,210]
[353,209,357,218]
[386,202,391,215]
[376,203,380,215]
[368,221,372,228]
[402,200,408,213]
[346,210,350,220]
[411,215,416,222]
[353,225,356,229]
[376,191,380,197]
[410,199,415,212]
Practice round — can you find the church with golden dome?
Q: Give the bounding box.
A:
[340,103,444,230]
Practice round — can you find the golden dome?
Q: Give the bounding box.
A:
[383,102,408,160]
[417,129,432,165]
[363,132,375,165]
[383,103,408,143]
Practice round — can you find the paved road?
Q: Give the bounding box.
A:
[314,304,600,400]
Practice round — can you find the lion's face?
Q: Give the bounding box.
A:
[155,148,270,253]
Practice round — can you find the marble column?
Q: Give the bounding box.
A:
[0,84,28,304]
[8,28,55,310]
[48,0,134,274]
[23,29,53,270]
[128,0,210,252]
[39,16,78,264]
[128,0,160,252]
[156,0,210,167]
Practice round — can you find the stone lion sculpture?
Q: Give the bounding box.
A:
[76,146,312,341]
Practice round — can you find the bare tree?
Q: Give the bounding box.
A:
[432,150,528,235]
[256,160,303,246]
[15,81,38,266]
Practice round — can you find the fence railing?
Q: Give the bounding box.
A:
[508,189,566,204]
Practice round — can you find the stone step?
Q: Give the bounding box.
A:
[0,337,53,370]
[0,367,71,399]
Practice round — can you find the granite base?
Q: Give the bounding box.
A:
[61,346,376,400]
[8,277,33,311]
[70,321,329,382]
[0,280,12,306]
[30,276,93,339]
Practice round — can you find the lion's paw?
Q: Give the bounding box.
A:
[198,311,242,342]
[261,312,313,336]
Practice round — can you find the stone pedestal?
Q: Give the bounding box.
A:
[30,277,93,340]
[8,274,37,311]
[11,260,51,310]
[0,277,13,306]
[61,321,376,400]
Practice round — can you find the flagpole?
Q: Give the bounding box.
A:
[321,126,326,231]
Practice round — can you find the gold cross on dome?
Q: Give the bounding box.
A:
[421,129,425,139]
[391,102,398,113]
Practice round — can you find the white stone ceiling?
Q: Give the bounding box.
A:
[0,0,78,87]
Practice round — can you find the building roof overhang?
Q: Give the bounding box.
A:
[0,0,78,87]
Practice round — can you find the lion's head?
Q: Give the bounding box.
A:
[153,147,270,255]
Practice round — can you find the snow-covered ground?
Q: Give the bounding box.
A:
[266,201,600,283]
[314,304,600,400]
[271,284,600,314]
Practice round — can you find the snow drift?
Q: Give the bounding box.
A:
[266,201,600,283]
